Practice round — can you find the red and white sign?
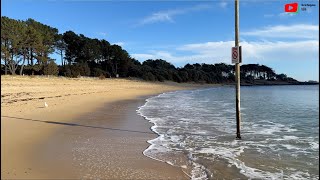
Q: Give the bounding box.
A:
[231,46,242,64]
[232,47,239,64]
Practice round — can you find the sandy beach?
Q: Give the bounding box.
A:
[1,75,209,179]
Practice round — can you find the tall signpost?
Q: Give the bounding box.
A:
[234,0,241,139]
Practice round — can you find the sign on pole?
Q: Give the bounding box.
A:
[239,46,242,63]
[231,46,242,64]
[232,47,238,64]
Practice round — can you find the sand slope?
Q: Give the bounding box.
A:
[1,75,208,179]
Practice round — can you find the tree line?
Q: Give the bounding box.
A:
[1,16,298,84]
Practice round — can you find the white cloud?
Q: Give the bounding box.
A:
[112,42,125,46]
[263,11,298,19]
[131,23,318,81]
[132,50,174,60]
[242,24,318,39]
[137,4,211,26]
[132,40,318,65]
[263,14,274,18]
[219,1,228,8]
[98,32,108,37]
[140,11,175,25]
[132,53,156,60]
[279,12,297,17]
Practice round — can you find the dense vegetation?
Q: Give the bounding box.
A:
[1,16,307,84]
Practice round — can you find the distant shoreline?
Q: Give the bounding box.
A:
[226,80,319,86]
[240,83,319,86]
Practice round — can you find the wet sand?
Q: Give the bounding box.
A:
[1,75,210,179]
[32,98,189,179]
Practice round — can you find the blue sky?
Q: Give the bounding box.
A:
[2,0,319,81]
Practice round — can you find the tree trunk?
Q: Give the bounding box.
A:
[106,56,109,72]
[115,62,118,77]
[31,49,34,75]
[9,54,17,75]
[27,53,30,65]
[4,58,8,75]
[61,50,64,66]
[4,41,8,75]
[27,47,30,65]
[20,53,26,75]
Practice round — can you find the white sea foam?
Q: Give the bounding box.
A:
[289,171,313,179]
[283,135,299,140]
[281,144,300,150]
[282,127,298,132]
[309,142,319,150]
[190,161,208,180]
[166,161,174,166]
[137,87,319,180]
[181,165,188,169]
[198,146,284,179]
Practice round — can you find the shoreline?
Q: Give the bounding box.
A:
[31,97,190,179]
[1,75,213,179]
[138,94,193,178]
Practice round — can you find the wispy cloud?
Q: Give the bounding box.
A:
[263,12,298,18]
[133,51,174,61]
[136,4,212,26]
[219,0,228,8]
[132,53,155,60]
[242,24,318,39]
[263,14,274,18]
[132,40,318,65]
[131,23,318,81]
[112,42,125,46]
[98,32,108,37]
[279,12,297,17]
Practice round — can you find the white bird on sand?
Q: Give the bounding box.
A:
[44,102,48,108]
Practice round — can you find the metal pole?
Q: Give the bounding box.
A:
[235,0,241,139]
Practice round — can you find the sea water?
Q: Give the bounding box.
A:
[137,85,319,179]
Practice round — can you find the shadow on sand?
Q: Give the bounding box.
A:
[1,115,154,135]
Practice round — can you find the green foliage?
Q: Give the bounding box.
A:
[156,75,165,82]
[276,73,288,81]
[64,63,90,78]
[172,71,182,83]
[178,70,189,82]
[64,65,79,78]
[99,74,106,79]
[92,68,108,77]
[43,60,59,76]
[73,63,90,76]
[1,16,58,75]
[1,16,299,84]
[143,72,156,81]
[128,64,142,77]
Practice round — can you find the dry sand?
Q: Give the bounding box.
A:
[1,75,211,179]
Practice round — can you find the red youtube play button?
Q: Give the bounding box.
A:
[285,3,298,13]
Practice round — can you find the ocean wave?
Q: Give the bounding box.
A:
[137,87,319,179]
